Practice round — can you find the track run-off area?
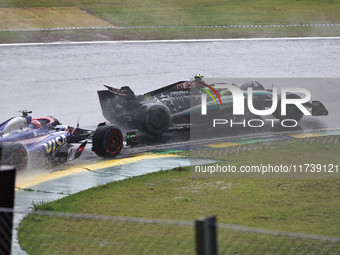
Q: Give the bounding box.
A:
[15,129,340,192]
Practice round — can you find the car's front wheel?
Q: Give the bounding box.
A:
[1,143,28,173]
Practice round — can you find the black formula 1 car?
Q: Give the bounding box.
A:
[97,76,328,135]
[0,110,137,173]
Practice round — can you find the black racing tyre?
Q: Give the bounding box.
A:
[92,125,123,158]
[1,143,28,173]
[272,93,304,122]
[143,104,171,135]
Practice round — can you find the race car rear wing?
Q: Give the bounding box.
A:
[103,80,201,99]
[104,85,135,97]
[97,90,120,122]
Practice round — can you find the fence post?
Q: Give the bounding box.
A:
[195,216,218,255]
[0,148,16,255]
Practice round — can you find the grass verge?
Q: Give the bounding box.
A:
[18,136,340,254]
[0,0,339,42]
[0,7,113,29]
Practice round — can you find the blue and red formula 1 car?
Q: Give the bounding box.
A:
[0,110,137,173]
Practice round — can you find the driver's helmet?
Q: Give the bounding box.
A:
[30,120,41,129]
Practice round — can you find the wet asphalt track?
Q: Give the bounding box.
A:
[1,38,340,127]
[1,38,339,254]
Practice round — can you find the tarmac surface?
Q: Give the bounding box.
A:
[1,37,340,128]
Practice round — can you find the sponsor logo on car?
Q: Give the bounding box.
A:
[42,134,67,154]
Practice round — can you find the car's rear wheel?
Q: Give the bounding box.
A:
[92,125,123,158]
[143,104,171,135]
[1,143,28,173]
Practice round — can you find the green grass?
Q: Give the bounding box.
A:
[1,0,339,26]
[18,136,340,254]
[0,0,339,42]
